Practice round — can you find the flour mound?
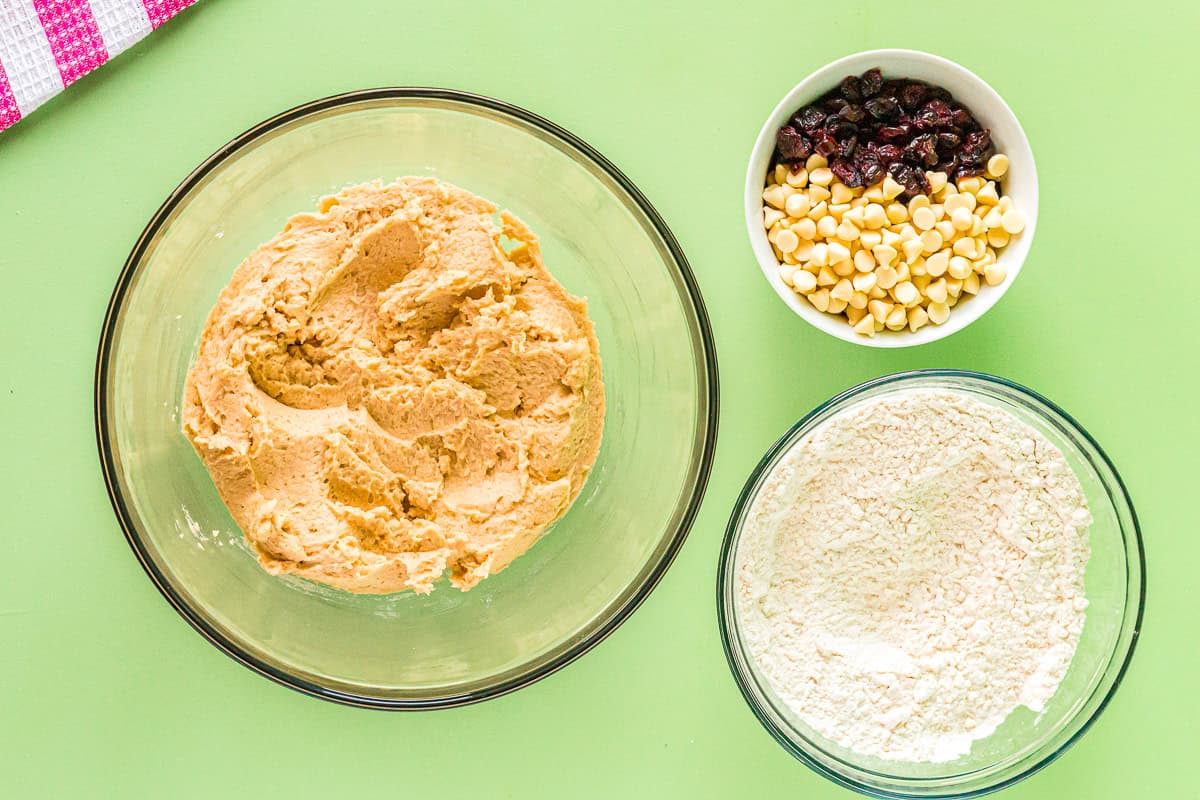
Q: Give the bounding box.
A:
[735,388,1091,762]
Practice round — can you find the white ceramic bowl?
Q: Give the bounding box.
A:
[745,49,1038,348]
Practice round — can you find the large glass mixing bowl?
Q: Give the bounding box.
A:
[96,89,718,708]
[718,370,1143,797]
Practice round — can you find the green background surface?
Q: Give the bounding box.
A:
[1,1,1194,797]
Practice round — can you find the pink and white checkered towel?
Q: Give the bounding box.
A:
[0,0,197,133]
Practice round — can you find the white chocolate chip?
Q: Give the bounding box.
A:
[1001,209,1026,234]
[976,181,999,205]
[793,269,818,293]
[920,230,944,254]
[925,251,950,278]
[986,154,1009,179]
[853,312,877,336]
[764,185,786,209]
[785,192,811,219]
[872,244,898,266]
[912,206,936,231]
[925,278,948,304]
[984,262,1008,286]
[854,249,876,273]
[907,305,929,332]
[952,237,977,259]
[776,228,800,254]
[792,217,817,240]
[853,271,878,292]
[948,255,973,280]
[831,278,854,303]
[951,207,973,231]
[837,220,861,241]
[859,230,883,249]
[893,280,919,306]
[868,299,893,323]
[903,238,926,263]
[828,241,852,265]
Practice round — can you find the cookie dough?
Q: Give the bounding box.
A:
[182,178,604,594]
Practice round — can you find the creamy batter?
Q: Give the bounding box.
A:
[183,178,604,594]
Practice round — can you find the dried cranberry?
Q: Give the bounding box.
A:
[831,158,863,188]
[921,100,955,128]
[936,132,961,152]
[910,111,935,131]
[889,163,915,186]
[960,148,984,165]
[904,134,938,167]
[859,68,884,97]
[952,108,974,129]
[830,120,859,138]
[794,106,825,133]
[898,82,929,110]
[861,161,885,185]
[877,125,910,142]
[839,75,863,102]
[776,126,812,161]
[823,96,849,115]
[838,103,866,123]
[841,135,858,158]
[812,130,840,158]
[964,129,992,151]
[936,156,959,176]
[900,169,929,197]
[876,144,903,163]
[955,163,984,179]
[865,96,901,121]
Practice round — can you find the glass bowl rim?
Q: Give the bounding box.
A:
[94,87,721,710]
[715,368,1145,798]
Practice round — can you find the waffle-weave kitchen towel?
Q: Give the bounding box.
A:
[0,0,197,132]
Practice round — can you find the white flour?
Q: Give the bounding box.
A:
[735,388,1091,763]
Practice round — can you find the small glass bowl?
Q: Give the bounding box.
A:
[96,89,718,708]
[746,50,1038,348]
[717,370,1143,797]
